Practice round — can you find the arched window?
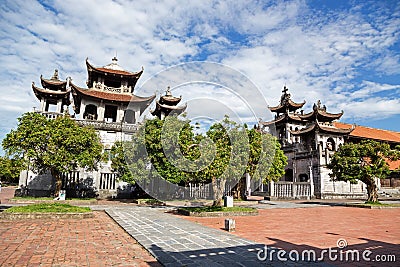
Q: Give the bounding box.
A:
[104,105,118,122]
[285,168,293,182]
[327,137,336,151]
[124,109,136,124]
[299,173,309,182]
[84,104,97,120]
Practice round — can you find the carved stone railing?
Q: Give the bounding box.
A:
[34,111,63,120]
[103,86,121,93]
[269,181,311,199]
[93,82,131,94]
[75,120,138,133]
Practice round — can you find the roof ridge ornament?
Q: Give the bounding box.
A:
[51,69,59,81]
[166,86,172,96]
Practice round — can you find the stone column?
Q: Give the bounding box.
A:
[40,99,46,112]
[98,103,105,121]
[56,99,63,113]
[309,165,314,198]
[270,180,275,197]
[80,102,86,120]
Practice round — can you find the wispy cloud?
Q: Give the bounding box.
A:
[0,0,399,146]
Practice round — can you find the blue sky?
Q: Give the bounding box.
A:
[0,0,399,150]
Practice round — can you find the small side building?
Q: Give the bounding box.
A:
[259,87,400,199]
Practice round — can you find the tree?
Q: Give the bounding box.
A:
[113,116,201,198]
[195,117,248,206]
[234,128,287,199]
[110,141,134,183]
[328,140,400,203]
[114,115,287,206]
[0,156,24,183]
[2,112,103,196]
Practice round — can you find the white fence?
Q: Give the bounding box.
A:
[267,181,312,199]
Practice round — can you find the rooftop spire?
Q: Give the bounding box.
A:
[166,86,172,96]
[51,69,59,80]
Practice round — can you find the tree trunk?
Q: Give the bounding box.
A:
[51,168,62,197]
[366,180,378,203]
[235,176,246,200]
[212,177,226,207]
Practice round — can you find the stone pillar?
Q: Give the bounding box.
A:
[40,99,46,112]
[135,110,140,124]
[98,103,105,121]
[270,180,275,197]
[56,99,63,113]
[309,165,314,198]
[292,182,297,198]
[80,102,86,119]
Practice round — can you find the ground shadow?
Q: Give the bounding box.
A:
[143,236,398,266]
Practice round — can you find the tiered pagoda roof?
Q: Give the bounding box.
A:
[290,121,354,136]
[151,87,187,119]
[70,83,155,114]
[268,86,306,114]
[32,69,70,106]
[86,57,143,92]
[260,113,303,126]
[40,69,67,91]
[298,100,343,122]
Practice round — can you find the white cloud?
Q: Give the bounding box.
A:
[0,0,400,148]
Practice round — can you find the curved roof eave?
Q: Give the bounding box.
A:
[70,82,155,104]
[86,58,144,78]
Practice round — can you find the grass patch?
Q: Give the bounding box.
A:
[12,196,54,200]
[4,203,91,213]
[364,201,391,205]
[12,196,96,201]
[180,206,256,213]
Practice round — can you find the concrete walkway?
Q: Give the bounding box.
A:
[106,206,331,267]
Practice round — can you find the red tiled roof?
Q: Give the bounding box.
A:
[96,67,137,76]
[387,159,400,171]
[334,122,400,143]
[71,83,155,103]
[86,58,143,77]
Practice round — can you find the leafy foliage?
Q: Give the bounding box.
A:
[246,128,287,183]
[0,156,24,183]
[2,112,103,195]
[328,140,400,202]
[112,115,287,206]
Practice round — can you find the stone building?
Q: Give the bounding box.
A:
[151,86,187,119]
[22,57,155,198]
[260,87,400,199]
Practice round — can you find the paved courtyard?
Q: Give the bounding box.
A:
[0,187,399,266]
[181,205,400,266]
[0,211,161,267]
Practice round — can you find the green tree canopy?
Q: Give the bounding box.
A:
[0,156,24,183]
[2,112,103,196]
[113,115,287,206]
[328,140,400,203]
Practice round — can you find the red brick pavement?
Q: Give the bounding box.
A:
[181,207,400,266]
[0,211,161,267]
[0,186,16,204]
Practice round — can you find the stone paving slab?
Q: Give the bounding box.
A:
[182,206,400,267]
[106,206,333,267]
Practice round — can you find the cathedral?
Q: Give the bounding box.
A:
[19,57,400,199]
[259,87,400,199]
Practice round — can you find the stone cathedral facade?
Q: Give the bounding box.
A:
[259,87,400,199]
[23,57,188,198]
